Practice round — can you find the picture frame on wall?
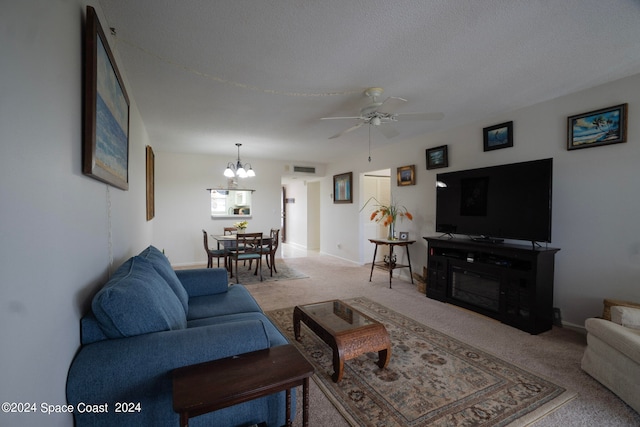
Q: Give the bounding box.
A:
[397,165,416,186]
[426,145,448,170]
[483,121,513,151]
[567,103,628,150]
[146,145,155,221]
[333,172,353,204]
[83,6,130,190]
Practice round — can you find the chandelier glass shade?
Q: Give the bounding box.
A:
[224,143,255,178]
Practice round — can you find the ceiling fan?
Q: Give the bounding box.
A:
[321,87,444,139]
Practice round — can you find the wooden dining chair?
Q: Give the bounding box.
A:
[256,228,280,276]
[202,230,227,269]
[223,227,237,235]
[229,232,263,283]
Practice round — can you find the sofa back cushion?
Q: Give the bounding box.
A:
[139,245,189,313]
[92,256,187,338]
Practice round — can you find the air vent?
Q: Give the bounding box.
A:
[293,166,316,174]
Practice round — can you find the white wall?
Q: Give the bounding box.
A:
[321,73,640,328]
[0,1,152,426]
[153,152,286,265]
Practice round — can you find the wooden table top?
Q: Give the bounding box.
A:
[172,344,313,417]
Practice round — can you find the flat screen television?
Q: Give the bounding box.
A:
[435,158,553,243]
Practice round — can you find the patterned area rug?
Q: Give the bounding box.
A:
[232,261,308,285]
[266,297,575,427]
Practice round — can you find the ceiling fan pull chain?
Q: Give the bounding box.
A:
[368,125,372,162]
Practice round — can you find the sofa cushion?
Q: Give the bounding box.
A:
[92,256,187,338]
[139,245,189,313]
[187,284,262,320]
[611,306,640,330]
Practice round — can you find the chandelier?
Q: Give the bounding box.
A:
[224,143,255,178]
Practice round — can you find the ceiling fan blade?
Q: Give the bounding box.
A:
[329,122,364,139]
[376,96,407,114]
[396,112,445,121]
[376,124,400,139]
[320,116,362,120]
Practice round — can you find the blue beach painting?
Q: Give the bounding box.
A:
[95,36,128,182]
[571,109,621,146]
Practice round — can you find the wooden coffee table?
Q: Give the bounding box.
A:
[172,344,313,427]
[293,300,391,382]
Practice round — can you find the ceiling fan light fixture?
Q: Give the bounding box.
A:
[371,116,381,126]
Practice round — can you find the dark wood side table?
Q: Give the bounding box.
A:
[368,238,415,288]
[172,344,314,427]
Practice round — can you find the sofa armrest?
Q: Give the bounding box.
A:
[611,306,640,330]
[67,319,270,425]
[585,317,640,363]
[175,268,229,297]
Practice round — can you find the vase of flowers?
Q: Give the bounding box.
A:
[233,220,248,232]
[361,197,413,240]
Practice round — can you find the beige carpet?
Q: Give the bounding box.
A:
[268,298,575,426]
[247,254,640,426]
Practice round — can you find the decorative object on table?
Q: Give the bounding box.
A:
[426,145,448,170]
[567,103,628,150]
[361,197,413,240]
[396,165,415,186]
[333,172,353,204]
[146,146,154,221]
[224,143,256,178]
[483,121,513,151]
[267,298,573,427]
[233,220,248,232]
[82,6,130,191]
[398,231,409,240]
[383,254,397,268]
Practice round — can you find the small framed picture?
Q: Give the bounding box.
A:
[333,172,353,204]
[426,145,448,170]
[567,103,628,150]
[397,165,415,186]
[483,121,513,151]
[398,231,409,240]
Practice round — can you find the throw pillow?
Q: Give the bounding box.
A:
[611,306,640,330]
[92,256,187,338]
[139,245,189,313]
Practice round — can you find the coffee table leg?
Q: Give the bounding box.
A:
[293,308,301,340]
[332,351,344,383]
[377,346,391,370]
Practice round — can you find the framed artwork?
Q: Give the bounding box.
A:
[567,103,628,150]
[426,145,448,170]
[333,172,353,204]
[483,121,513,151]
[397,165,416,186]
[146,145,155,221]
[83,6,130,190]
[398,231,409,241]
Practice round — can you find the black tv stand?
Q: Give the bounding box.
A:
[423,236,560,334]
[470,236,504,244]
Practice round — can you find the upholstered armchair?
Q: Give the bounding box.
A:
[581,300,640,413]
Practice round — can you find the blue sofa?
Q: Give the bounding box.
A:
[66,245,291,427]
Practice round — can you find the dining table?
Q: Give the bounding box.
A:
[211,234,275,277]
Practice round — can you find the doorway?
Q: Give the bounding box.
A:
[361,169,391,263]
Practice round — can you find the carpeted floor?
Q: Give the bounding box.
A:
[267,298,575,426]
[229,260,308,284]
[247,255,640,426]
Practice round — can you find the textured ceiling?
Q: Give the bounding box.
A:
[98,0,640,164]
